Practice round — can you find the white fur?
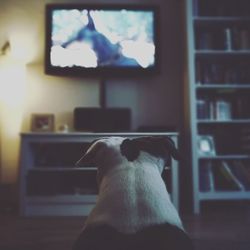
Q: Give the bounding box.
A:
[81,137,184,233]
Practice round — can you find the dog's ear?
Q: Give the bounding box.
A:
[76,139,110,189]
[162,136,180,161]
[75,140,104,167]
[129,136,180,165]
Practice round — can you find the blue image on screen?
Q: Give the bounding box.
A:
[50,9,155,68]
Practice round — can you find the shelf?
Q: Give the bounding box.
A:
[196,84,250,89]
[199,191,250,200]
[195,50,250,56]
[194,17,250,23]
[197,119,250,124]
[30,167,97,171]
[29,166,170,172]
[26,194,97,204]
[198,155,250,160]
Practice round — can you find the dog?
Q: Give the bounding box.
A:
[72,136,194,250]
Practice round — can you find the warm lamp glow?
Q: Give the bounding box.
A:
[0,62,26,109]
[9,32,35,64]
[0,59,27,182]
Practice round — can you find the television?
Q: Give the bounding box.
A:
[45,4,160,77]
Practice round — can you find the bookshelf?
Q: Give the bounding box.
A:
[185,0,250,214]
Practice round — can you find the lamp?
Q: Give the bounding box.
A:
[0,41,10,56]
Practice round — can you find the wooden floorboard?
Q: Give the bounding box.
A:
[0,202,250,250]
[184,201,250,250]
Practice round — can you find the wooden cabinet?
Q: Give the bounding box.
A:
[19,132,179,216]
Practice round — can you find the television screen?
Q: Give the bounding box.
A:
[45,4,160,77]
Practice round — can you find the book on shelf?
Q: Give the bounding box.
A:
[195,59,250,85]
[224,28,232,51]
[235,97,250,119]
[199,160,250,192]
[197,99,209,119]
[212,161,241,191]
[210,64,225,83]
[214,99,232,120]
[197,32,214,50]
[196,27,247,51]
[197,0,226,17]
[210,99,232,120]
[221,161,245,191]
[238,62,250,84]
[199,160,215,192]
[240,127,250,153]
[225,27,250,50]
[203,65,212,84]
[196,62,226,84]
[197,98,232,120]
[209,100,216,120]
[229,160,250,190]
[231,27,240,50]
[195,60,202,84]
[239,29,250,50]
[224,66,238,84]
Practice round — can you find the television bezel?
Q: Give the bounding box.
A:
[45,3,160,77]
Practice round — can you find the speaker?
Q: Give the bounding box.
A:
[74,107,131,132]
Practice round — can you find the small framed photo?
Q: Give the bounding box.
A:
[31,113,55,132]
[197,135,216,156]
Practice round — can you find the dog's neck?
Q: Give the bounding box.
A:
[96,151,165,187]
[133,151,165,172]
[85,151,183,233]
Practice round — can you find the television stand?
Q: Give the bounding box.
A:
[100,78,107,109]
[19,132,180,216]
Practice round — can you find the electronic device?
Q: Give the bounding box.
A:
[74,107,131,132]
[45,4,160,77]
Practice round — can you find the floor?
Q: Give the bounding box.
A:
[0,202,250,250]
[184,202,250,250]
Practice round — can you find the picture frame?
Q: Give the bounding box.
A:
[31,113,55,132]
[197,135,216,156]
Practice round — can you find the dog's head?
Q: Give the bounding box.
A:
[119,136,179,166]
[76,136,179,186]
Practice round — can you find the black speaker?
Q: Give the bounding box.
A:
[74,107,131,132]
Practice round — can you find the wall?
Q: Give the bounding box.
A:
[0,0,184,183]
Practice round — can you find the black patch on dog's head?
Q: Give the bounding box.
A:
[120,136,180,166]
[120,139,140,162]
